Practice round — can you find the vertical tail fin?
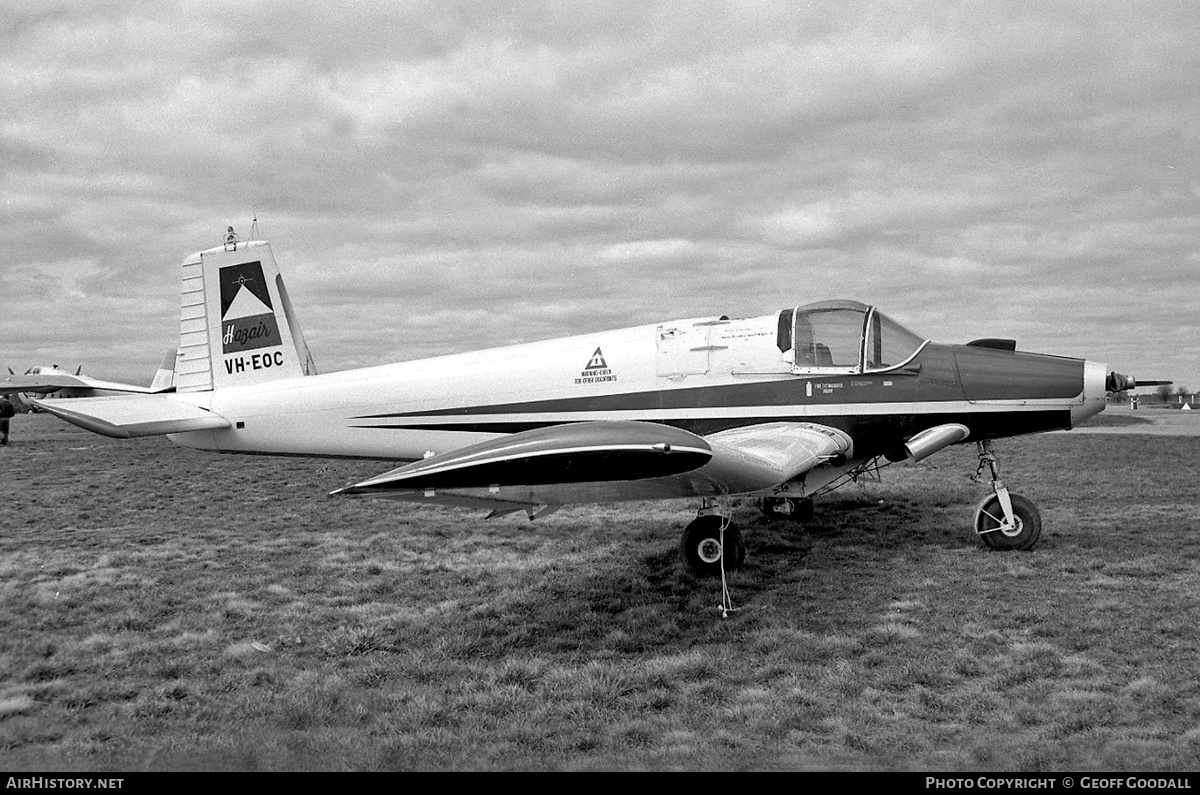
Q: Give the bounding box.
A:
[148,349,178,392]
[176,239,317,393]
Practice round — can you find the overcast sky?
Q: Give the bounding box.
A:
[2,1,1197,395]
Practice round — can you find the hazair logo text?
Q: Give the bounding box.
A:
[219,262,282,354]
[223,319,276,348]
[575,347,617,385]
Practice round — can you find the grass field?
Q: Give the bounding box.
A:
[2,411,1199,771]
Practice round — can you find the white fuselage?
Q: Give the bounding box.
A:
[168,313,795,461]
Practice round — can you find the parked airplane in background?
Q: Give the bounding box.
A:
[33,235,1168,582]
[3,354,177,411]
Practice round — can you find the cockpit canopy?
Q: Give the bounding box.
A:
[777,300,926,374]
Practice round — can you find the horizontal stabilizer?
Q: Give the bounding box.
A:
[32,395,230,439]
[333,421,713,496]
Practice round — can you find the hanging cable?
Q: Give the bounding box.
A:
[716,510,739,619]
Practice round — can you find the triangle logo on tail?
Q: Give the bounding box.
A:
[219,262,273,317]
[219,262,282,353]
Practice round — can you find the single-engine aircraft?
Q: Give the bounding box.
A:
[3,355,177,409]
[33,236,1168,579]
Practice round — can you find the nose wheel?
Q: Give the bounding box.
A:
[974,492,1042,550]
[972,441,1043,550]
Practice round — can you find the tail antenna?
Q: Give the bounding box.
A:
[250,212,259,241]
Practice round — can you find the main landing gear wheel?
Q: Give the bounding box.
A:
[681,515,745,577]
[760,496,814,523]
[974,493,1042,551]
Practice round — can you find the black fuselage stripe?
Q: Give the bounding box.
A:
[350,346,1083,421]
[356,409,1074,451]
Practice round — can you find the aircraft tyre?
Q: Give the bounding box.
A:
[975,493,1042,551]
[681,515,746,577]
[760,496,814,523]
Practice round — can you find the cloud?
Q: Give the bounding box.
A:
[0,1,1196,393]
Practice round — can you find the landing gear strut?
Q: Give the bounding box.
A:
[972,440,1042,550]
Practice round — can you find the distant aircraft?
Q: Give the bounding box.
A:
[33,237,1169,580]
[3,354,177,411]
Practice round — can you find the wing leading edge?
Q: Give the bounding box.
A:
[333,419,853,511]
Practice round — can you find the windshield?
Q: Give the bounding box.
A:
[787,301,925,373]
[864,308,925,371]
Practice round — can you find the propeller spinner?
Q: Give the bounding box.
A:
[1106,371,1173,393]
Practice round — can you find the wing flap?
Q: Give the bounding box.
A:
[32,395,230,439]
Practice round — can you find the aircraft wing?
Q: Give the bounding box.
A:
[333,421,713,494]
[0,373,167,395]
[1,374,89,395]
[333,420,852,511]
[31,395,230,438]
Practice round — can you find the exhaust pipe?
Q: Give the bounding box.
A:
[905,423,971,462]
